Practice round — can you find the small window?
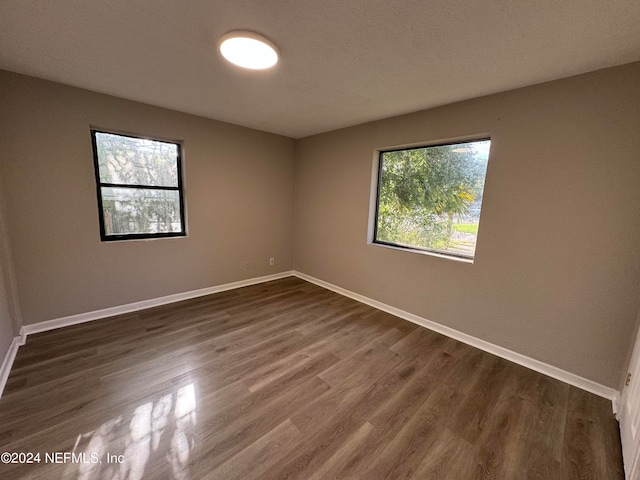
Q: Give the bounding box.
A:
[91,130,186,241]
[374,138,490,259]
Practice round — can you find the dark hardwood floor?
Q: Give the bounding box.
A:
[0,277,624,479]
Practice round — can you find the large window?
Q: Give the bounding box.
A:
[374,138,490,259]
[91,130,186,241]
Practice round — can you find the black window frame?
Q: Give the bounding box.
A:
[90,129,187,242]
[373,137,491,260]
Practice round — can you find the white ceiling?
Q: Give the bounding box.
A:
[1,0,639,139]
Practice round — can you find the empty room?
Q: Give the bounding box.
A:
[1,1,640,479]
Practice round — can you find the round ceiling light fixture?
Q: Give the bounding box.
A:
[218,31,279,70]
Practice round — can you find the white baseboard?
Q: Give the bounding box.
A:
[293,271,619,405]
[6,268,620,411]
[20,271,295,337]
[2,271,293,399]
[0,336,21,399]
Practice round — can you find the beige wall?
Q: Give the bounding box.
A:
[0,266,14,365]
[0,282,13,365]
[294,62,640,388]
[0,70,295,325]
[2,63,639,389]
[0,180,19,362]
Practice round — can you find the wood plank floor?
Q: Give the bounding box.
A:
[0,277,624,479]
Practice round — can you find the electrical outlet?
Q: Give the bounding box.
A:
[269,258,275,266]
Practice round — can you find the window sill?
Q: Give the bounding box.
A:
[370,241,474,264]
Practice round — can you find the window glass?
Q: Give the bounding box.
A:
[375,139,490,258]
[91,130,186,241]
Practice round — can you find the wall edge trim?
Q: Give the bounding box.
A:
[293,270,619,403]
[0,336,21,399]
[612,392,620,418]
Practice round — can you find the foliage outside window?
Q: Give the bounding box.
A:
[374,139,490,259]
[91,130,186,241]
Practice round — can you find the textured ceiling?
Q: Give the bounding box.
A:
[0,0,639,138]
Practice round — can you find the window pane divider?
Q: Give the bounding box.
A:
[99,183,180,191]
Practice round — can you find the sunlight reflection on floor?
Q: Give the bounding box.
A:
[66,383,197,480]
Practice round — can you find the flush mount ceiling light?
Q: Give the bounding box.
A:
[218,31,279,70]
